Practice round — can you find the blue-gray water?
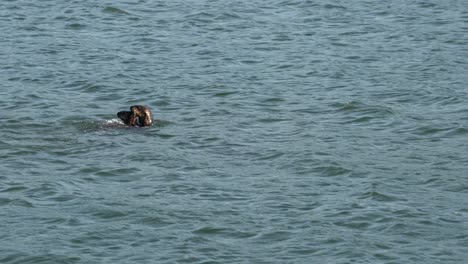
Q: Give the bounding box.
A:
[1,0,467,263]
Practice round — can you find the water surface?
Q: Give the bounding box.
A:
[1,0,467,263]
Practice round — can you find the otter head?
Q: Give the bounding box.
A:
[117,105,153,127]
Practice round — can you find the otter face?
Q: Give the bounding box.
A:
[117,105,153,127]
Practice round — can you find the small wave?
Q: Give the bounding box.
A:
[332,101,394,115]
[184,11,216,21]
[359,190,402,202]
[323,4,347,10]
[65,23,86,30]
[0,186,28,193]
[331,100,395,125]
[192,227,226,235]
[102,6,130,15]
[257,118,291,124]
[213,91,238,97]
[0,197,12,206]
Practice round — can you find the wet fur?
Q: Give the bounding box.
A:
[117,105,153,127]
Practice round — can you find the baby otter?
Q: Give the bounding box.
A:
[117,105,153,127]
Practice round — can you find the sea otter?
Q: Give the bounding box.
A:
[117,105,153,127]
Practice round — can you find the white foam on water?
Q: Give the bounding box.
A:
[104,118,124,125]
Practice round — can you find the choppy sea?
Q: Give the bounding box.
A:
[1,1,467,263]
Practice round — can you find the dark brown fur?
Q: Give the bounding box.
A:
[117,105,153,127]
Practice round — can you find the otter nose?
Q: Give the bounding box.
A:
[135,117,143,126]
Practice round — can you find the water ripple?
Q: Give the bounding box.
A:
[0,0,467,263]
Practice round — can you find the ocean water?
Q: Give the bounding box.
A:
[1,0,467,263]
